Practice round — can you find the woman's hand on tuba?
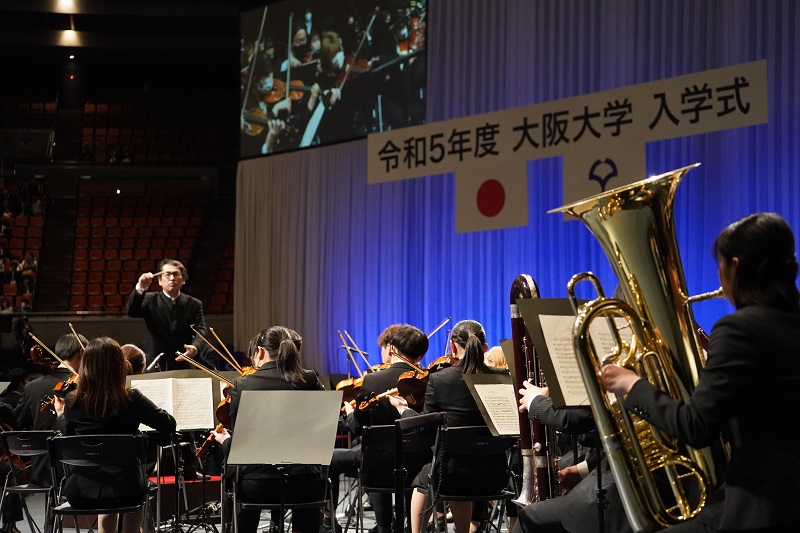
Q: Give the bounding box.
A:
[600,364,641,395]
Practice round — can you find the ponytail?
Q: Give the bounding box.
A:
[450,320,491,375]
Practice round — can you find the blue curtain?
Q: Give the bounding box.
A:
[236,0,800,375]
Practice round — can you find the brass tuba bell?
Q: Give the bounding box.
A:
[549,164,729,532]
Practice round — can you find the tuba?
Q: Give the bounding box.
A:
[549,164,729,532]
[509,274,559,505]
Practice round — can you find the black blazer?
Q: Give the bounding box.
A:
[414,364,508,427]
[13,367,76,485]
[58,388,176,505]
[224,361,324,482]
[624,305,800,530]
[126,289,207,371]
[348,360,418,435]
[228,361,323,430]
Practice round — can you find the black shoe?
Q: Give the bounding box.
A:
[321,518,343,533]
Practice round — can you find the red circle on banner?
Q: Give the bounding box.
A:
[476,179,505,217]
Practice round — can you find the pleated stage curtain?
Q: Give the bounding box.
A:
[236,0,800,374]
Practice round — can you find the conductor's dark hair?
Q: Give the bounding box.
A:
[451,320,491,375]
[157,259,188,282]
[713,212,800,311]
[256,326,307,389]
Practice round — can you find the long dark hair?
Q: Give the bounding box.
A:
[72,337,130,420]
[451,320,491,374]
[713,212,800,312]
[256,326,308,388]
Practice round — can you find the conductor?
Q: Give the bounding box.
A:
[126,259,208,371]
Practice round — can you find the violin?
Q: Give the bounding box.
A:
[395,368,428,408]
[30,345,59,371]
[335,376,364,404]
[427,355,458,372]
[197,423,224,458]
[263,80,316,104]
[53,374,78,397]
[0,419,31,485]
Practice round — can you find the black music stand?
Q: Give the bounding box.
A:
[227,390,342,533]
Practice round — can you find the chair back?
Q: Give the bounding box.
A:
[432,426,515,498]
[2,430,54,458]
[2,430,55,486]
[48,434,145,468]
[361,422,437,492]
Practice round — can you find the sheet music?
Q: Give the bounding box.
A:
[173,378,215,430]
[538,315,590,406]
[131,377,216,431]
[131,378,173,432]
[473,383,520,436]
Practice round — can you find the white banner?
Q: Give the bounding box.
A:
[367,60,768,232]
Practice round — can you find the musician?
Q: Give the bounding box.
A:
[53,337,176,533]
[342,324,428,533]
[390,320,508,533]
[13,333,87,486]
[126,259,208,371]
[514,383,633,533]
[121,344,146,375]
[602,212,800,532]
[484,346,507,369]
[211,326,325,533]
[0,368,28,408]
[281,24,312,73]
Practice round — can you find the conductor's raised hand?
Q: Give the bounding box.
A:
[137,272,155,290]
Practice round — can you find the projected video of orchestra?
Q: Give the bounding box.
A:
[240,0,427,157]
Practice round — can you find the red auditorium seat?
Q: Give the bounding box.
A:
[119,248,134,260]
[106,271,121,283]
[72,271,88,284]
[71,283,86,295]
[73,260,89,272]
[103,283,118,296]
[107,260,122,271]
[86,283,102,295]
[104,249,119,260]
[106,294,123,310]
[3,284,18,297]
[88,272,104,284]
[70,295,87,311]
[76,217,89,228]
[75,227,90,239]
[87,295,105,311]
[89,260,105,272]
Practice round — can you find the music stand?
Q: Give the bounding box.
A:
[227,390,342,533]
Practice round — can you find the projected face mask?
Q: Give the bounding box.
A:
[332,51,345,70]
[257,74,274,93]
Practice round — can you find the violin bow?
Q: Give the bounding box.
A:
[68,322,86,350]
[241,6,269,116]
[210,327,243,373]
[191,324,243,374]
[337,330,364,378]
[426,317,451,338]
[174,351,234,388]
[344,330,372,371]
